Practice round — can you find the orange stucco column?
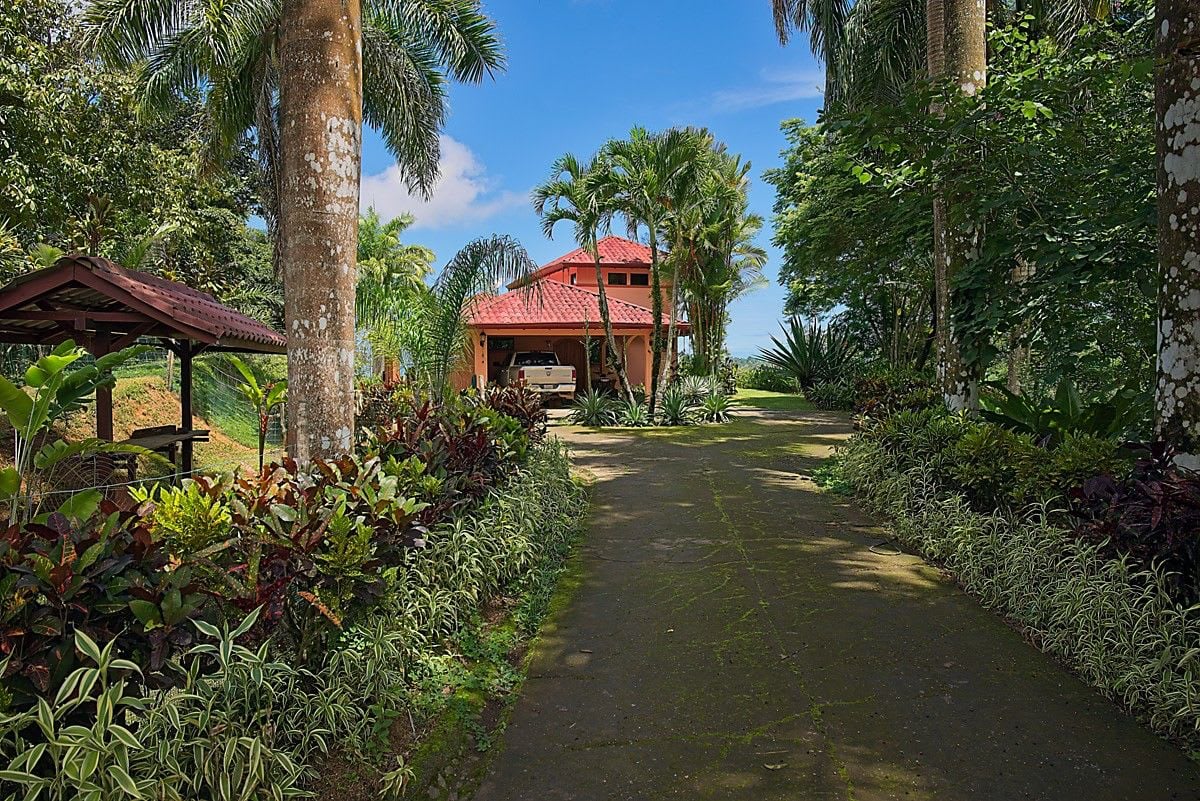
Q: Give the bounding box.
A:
[644,336,654,391]
[473,329,488,388]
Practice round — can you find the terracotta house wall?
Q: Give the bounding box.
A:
[568,265,666,311]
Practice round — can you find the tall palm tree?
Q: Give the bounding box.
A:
[597,128,701,412]
[929,0,986,412]
[84,0,504,460]
[84,0,503,247]
[663,139,766,376]
[533,153,634,403]
[772,0,852,104]
[1154,0,1200,467]
[677,185,767,374]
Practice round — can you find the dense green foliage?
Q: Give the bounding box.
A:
[767,8,1157,406]
[0,0,282,325]
[0,343,587,797]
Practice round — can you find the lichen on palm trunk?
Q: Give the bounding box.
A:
[278,0,363,462]
[1154,0,1200,469]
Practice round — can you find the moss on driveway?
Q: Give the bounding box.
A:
[476,405,1200,800]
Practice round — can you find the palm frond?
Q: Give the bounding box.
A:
[420,236,535,393]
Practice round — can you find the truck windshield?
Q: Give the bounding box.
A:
[514,352,559,366]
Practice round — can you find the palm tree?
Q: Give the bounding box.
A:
[533,153,635,403]
[84,0,503,247]
[416,236,536,395]
[356,209,435,382]
[928,0,986,413]
[663,139,766,376]
[596,128,701,412]
[1154,0,1200,468]
[679,204,767,374]
[771,0,852,104]
[84,0,504,460]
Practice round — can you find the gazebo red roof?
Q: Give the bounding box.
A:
[512,236,653,288]
[467,281,684,331]
[0,255,286,353]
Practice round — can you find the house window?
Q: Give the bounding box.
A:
[570,273,577,285]
[630,273,649,286]
[608,273,628,285]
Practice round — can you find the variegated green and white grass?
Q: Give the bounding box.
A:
[841,437,1200,755]
[0,442,588,801]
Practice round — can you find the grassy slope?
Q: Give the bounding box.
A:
[62,375,276,474]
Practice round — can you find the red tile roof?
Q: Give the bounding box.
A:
[467,280,684,331]
[513,236,654,287]
[0,256,286,353]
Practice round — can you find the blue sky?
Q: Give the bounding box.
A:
[358,0,825,357]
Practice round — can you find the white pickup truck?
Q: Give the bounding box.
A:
[500,351,577,400]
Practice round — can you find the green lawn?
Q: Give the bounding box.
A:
[732,388,813,412]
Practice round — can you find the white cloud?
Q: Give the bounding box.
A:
[710,68,825,113]
[360,135,525,229]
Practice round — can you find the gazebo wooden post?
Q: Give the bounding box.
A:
[93,328,114,441]
[180,341,195,475]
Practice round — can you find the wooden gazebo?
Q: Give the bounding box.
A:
[0,255,286,473]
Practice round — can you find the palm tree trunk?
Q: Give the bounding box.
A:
[593,253,634,403]
[930,0,985,412]
[662,263,681,389]
[278,0,363,462]
[1154,0,1200,468]
[648,227,664,414]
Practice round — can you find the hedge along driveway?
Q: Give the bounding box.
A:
[474,397,1200,800]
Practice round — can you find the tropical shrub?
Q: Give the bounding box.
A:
[132,609,351,800]
[569,390,618,427]
[0,631,157,800]
[699,392,735,423]
[981,378,1149,445]
[0,340,149,523]
[364,398,520,522]
[1072,444,1200,603]
[132,477,231,555]
[941,423,1042,511]
[678,375,716,405]
[617,399,650,427]
[473,384,547,443]
[0,440,587,799]
[758,317,858,389]
[805,378,856,410]
[735,362,795,393]
[657,387,695,426]
[355,379,415,433]
[0,501,203,706]
[867,408,1131,514]
[852,367,938,419]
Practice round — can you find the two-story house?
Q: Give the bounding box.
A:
[456,236,686,392]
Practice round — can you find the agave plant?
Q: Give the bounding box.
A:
[758,317,858,389]
[657,387,696,426]
[678,374,716,405]
[617,399,651,427]
[569,390,618,427]
[699,392,735,423]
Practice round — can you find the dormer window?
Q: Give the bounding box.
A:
[608,273,628,286]
[630,273,649,286]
